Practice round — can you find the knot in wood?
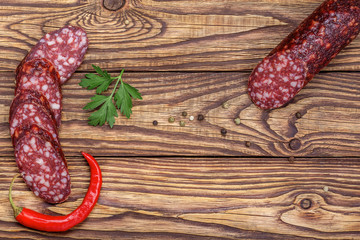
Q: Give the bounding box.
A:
[289,138,301,150]
[103,0,125,11]
[300,198,312,209]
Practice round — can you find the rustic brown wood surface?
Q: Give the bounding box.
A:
[2,157,360,239]
[0,0,360,72]
[1,71,360,157]
[0,0,359,239]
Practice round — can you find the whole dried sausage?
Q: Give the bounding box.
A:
[248,0,360,109]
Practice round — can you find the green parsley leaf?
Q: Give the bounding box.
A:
[114,80,132,118]
[114,80,143,118]
[83,94,108,110]
[92,64,111,79]
[124,82,143,100]
[80,66,142,127]
[88,98,118,128]
[79,65,115,94]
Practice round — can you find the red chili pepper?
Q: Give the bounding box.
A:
[9,152,102,232]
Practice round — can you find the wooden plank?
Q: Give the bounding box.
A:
[1,71,360,157]
[1,156,360,239]
[0,0,359,72]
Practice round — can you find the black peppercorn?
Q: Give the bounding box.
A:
[221,128,227,136]
[153,120,158,126]
[197,114,204,121]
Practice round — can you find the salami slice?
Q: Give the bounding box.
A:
[16,58,62,126]
[13,124,70,204]
[10,89,53,121]
[9,96,59,145]
[17,26,88,84]
[248,0,360,109]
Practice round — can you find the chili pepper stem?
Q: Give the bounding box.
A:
[9,174,23,218]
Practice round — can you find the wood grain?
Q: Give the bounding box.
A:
[1,0,360,238]
[3,71,360,157]
[1,156,360,239]
[0,0,359,72]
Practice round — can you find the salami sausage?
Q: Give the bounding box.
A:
[13,124,70,204]
[16,58,62,126]
[10,25,88,204]
[9,93,59,145]
[248,0,360,109]
[17,26,88,84]
[10,89,53,120]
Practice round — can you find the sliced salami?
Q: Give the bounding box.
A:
[13,124,70,204]
[17,26,88,84]
[248,0,360,109]
[16,58,62,126]
[10,89,54,121]
[9,25,90,205]
[9,96,59,145]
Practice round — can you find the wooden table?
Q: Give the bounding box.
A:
[0,0,360,239]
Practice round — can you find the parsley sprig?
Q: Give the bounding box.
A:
[80,65,142,128]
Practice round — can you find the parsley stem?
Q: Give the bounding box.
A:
[110,69,125,98]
